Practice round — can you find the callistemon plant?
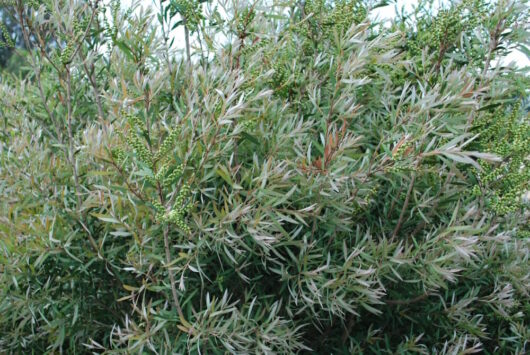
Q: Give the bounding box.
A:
[0,0,528,353]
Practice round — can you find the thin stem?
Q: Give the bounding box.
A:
[157,183,185,321]
[108,159,148,202]
[163,225,185,320]
[65,67,82,211]
[160,6,175,90]
[184,21,192,69]
[481,15,506,82]
[79,51,104,122]
[391,163,419,239]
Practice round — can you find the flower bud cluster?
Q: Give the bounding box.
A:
[122,112,153,165]
[146,163,169,185]
[159,184,192,233]
[171,0,204,33]
[156,163,169,180]
[102,0,123,53]
[155,128,181,161]
[386,164,416,174]
[112,147,127,166]
[175,184,191,207]
[60,41,74,65]
[472,103,529,216]
[164,209,191,233]
[236,7,255,37]
[353,184,379,215]
[271,60,292,98]
[406,0,487,62]
[302,0,366,39]
[392,141,413,161]
[518,229,530,239]
[240,118,256,131]
[239,38,271,60]
[126,112,147,136]
[0,22,14,48]
[430,9,463,49]
[490,191,521,215]
[153,200,166,220]
[125,131,153,166]
[73,17,90,39]
[324,0,366,34]
[25,0,39,8]
[163,164,184,187]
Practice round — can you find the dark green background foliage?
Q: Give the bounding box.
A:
[0,0,528,353]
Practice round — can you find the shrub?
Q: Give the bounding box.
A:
[0,0,528,353]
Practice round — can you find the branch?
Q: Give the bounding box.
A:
[385,292,432,306]
[79,50,104,122]
[65,67,83,211]
[16,1,62,142]
[481,14,506,82]
[184,20,191,70]
[70,1,99,61]
[108,159,148,202]
[391,161,419,239]
[157,183,186,323]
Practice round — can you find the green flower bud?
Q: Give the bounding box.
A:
[155,127,181,161]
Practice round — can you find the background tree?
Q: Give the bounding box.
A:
[0,0,528,353]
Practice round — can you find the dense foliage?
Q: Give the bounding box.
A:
[0,0,528,353]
